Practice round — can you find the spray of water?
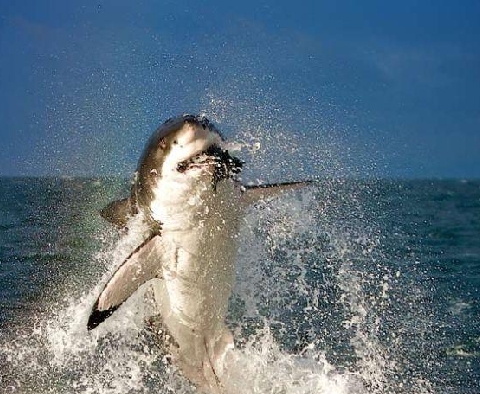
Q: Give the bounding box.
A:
[1,181,435,394]
[1,93,435,393]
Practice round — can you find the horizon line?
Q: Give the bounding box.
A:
[1,175,479,182]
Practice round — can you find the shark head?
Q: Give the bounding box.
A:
[132,114,243,212]
[138,114,242,186]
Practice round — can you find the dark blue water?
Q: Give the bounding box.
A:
[0,177,478,393]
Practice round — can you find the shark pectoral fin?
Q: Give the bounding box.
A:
[241,181,314,204]
[100,197,133,228]
[87,234,163,330]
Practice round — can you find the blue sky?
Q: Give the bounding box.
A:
[0,0,479,178]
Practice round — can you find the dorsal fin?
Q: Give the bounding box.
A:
[100,198,133,228]
[241,181,313,204]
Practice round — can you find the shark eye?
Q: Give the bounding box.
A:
[158,138,167,150]
[173,140,178,145]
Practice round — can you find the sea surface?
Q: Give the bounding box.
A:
[0,177,479,393]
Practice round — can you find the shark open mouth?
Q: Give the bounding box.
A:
[176,145,243,180]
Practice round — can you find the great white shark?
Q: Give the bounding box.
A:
[87,114,310,393]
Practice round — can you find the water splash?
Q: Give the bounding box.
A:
[1,177,439,394]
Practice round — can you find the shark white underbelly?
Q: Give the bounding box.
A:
[150,179,242,390]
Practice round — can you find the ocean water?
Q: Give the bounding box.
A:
[0,177,479,393]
